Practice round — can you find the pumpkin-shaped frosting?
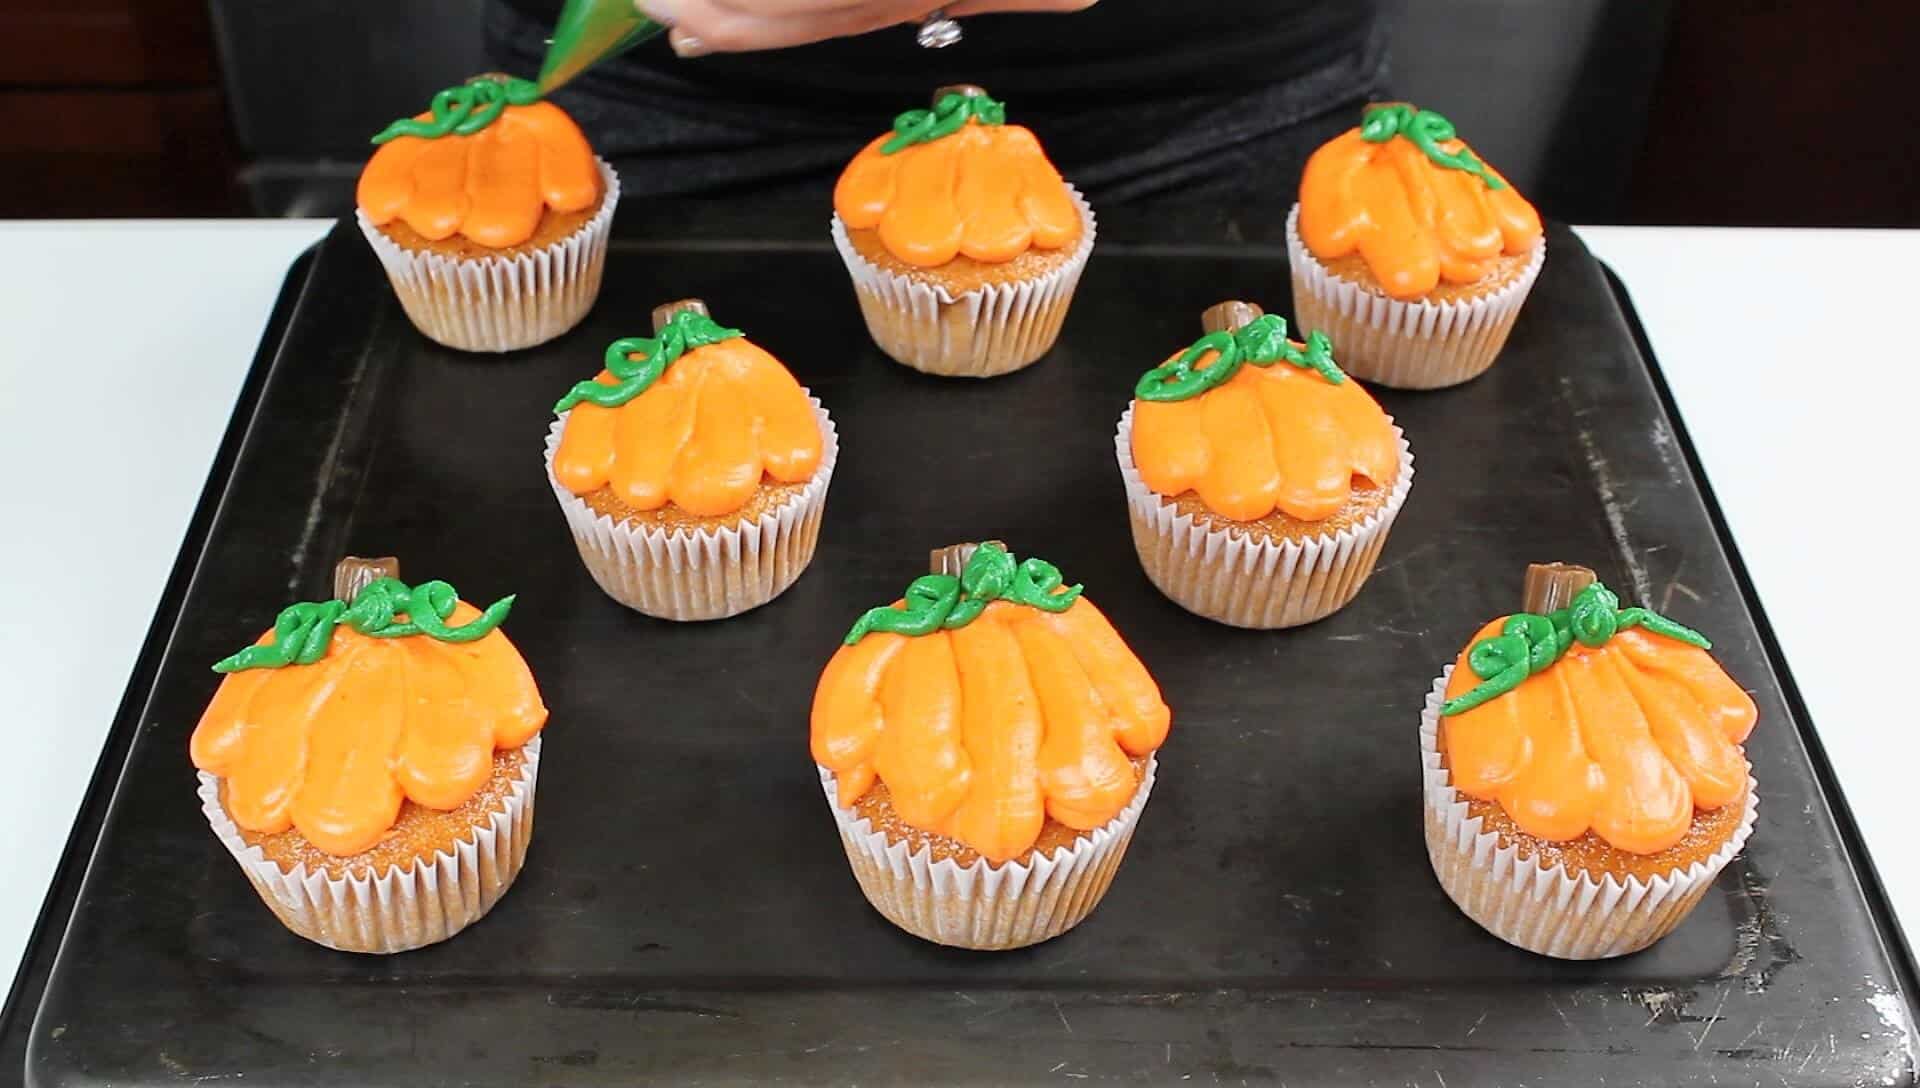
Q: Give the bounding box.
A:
[834,89,1081,268]
[191,573,547,857]
[812,544,1171,864]
[552,305,823,519]
[1130,306,1400,522]
[1440,577,1757,856]
[357,75,602,249]
[1300,103,1542,300]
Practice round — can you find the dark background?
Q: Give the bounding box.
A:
[4,0,1916,225]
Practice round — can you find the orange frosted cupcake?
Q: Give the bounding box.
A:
[1423,563,1759,959]
[1116,301,1414,628]
[355,74,617,352]
[1287,103,1544,388]
[191,557,547,953]
[811,542,1170,949]
[545,299,837,621]
[830,85,1094,378]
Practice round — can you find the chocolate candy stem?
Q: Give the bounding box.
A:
[1522,562,1596,615]
[930,540,1007,575]
[1201,300,1264,335]
[932,84,989,105]
[652,298,711,334]
[334,556,401,604]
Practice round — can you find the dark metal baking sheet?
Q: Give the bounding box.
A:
[10,210,1916,1086]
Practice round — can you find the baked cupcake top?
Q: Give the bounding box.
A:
[551,300,824,520]
[833,86,1082,269]
[1129,302,1400,523]
[1299,103,1542,300]
[356,74,602,250]
[1439,566,1757,855]
[811,543,1171,864]
[190,562,547,857]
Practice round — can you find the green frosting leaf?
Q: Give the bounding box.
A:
[213,578,514,673]
[881,91,1007,155]
[372,76,541,145]
[844,543,1082,645]
[1440,582,1710,716]
[1359,104,1507,191]
[554,312,744,413]
[1133,314,1345,402]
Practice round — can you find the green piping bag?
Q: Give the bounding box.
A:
[537,0,666,95]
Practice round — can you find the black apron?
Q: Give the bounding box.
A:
[486,1,1390,204]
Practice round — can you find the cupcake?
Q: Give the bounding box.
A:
[1424,563,1759,959]
[1116,300,1414,629]
[830,84,1094,378]
[356,73,618,352]
[811,541,1170,950]
[190,557,547,953]
[545,299,837,621]
[1287,102,1544,389]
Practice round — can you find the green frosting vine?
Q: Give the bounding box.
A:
[845,543,1082,645]
[554,312,744,413]
[371,75,541,145]
[881,91,1007,155]
[1359,104,1506,191]
[213,578,514,673]
[1440,582,1710,717]
[1134,314,1343,402]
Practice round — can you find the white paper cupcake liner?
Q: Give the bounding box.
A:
[1420,670,1759,959]
[1285,203,1544,389]
[543,400,837,621]
[1114,406,1414,629]
[197,735,542,955]
[818,758,1155,950]
[829,186,1095,378]
[356,160,619,353]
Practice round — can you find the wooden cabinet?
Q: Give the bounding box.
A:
[1629,0,1918,227]
[0,0,241,216]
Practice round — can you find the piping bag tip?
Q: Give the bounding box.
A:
[537,0,665,94]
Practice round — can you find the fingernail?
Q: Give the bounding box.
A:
[636,0,678,25]
[669,29,709,57]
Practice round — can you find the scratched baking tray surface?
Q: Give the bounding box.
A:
[12,209,1916,1086]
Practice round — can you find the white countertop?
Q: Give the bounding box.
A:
[1,220,1914,1012]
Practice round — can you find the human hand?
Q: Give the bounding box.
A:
[634,0,1098,57]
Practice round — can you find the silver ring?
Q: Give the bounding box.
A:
[917,9,962,48]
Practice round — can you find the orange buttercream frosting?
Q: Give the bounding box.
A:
[1299,115,1542,301]
[357,100,601,249]
[191,602,547,857]
[834,121,1080,269]
[812,596,1170,865]
[1131,345,1400,522]
[552,335,823,520]
[1443,622,1757,855]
